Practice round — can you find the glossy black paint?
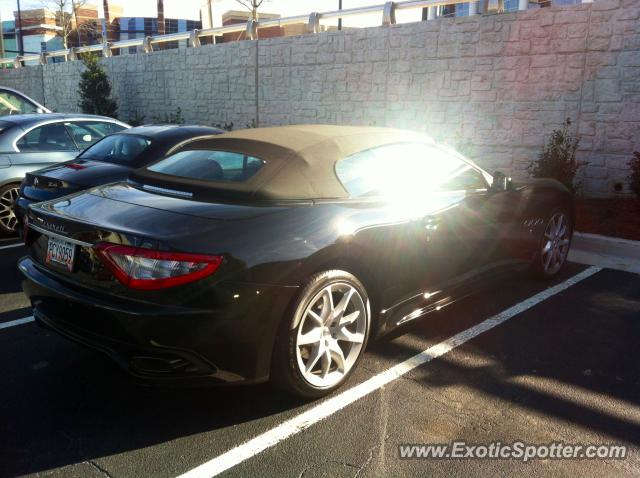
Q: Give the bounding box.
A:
[15,125,223,227]
[19,172,573,384]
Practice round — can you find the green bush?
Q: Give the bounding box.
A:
[153,107,185,125]
[629,151,640,199]
[211,119,257,131]
[528,118,584,194]
[213,121,235,131]
[77,54,118,118]
[127,111,146,127]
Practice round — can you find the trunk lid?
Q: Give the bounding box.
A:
[26,181,290,249]
[22,159,131,202]
[25,181,292,295]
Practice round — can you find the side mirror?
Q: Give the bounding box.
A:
[491,171,512,192]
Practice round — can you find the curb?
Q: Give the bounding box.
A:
[569,232,640,274]
[572,232,640,259]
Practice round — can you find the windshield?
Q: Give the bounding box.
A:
[79,134,152,164]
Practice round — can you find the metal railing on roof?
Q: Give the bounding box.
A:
[1,0,532,68]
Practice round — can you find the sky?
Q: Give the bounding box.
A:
[0,0,419,26]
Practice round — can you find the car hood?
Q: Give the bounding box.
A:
[33,159,132,187]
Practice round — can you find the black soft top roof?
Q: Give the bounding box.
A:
[131,125,434,201]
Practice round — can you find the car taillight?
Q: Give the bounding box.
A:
[64,163,86,170]
[94,243,223,290]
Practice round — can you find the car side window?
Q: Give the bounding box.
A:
[0,90,38,116]
[16,123,77,152]
[65,121,124,150]
[149,150,266,182]
[335,143,474,198]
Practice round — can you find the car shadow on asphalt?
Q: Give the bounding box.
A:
[2,340,306,477]
[368,266,640,446]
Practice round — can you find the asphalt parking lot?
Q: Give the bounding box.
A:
[1,238,639,477]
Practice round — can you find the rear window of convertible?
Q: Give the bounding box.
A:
[148,150,266,182]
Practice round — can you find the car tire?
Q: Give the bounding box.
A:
[272,270,371,399]
[530,207,573,279]
[0,183,20,237]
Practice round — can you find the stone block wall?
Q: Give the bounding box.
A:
[1,65,45,104]
[2,0,639,196]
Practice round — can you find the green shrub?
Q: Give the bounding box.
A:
[528,118,584,194]
[127,111,146,127]
[77,54,118,118]
[213,121,235,131]
[629,151,640,199]
[153,107,185,125]
[211,119,256,131]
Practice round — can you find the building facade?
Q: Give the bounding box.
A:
[118,17,201,53]
[4,9,64,65]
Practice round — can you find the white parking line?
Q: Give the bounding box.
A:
[0,243,23,251]
[177,266,602,478]
[0,316,35,330]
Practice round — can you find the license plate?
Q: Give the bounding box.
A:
[46,236,76,272]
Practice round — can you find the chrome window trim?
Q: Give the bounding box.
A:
[12,118,130,153]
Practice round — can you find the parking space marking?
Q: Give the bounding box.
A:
[0,316,34,330]
[0,243,23,251]
[177,266,602,478]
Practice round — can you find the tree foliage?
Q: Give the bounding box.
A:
[77,54,118,118]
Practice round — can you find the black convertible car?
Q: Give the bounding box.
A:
[19,126,574,397]
[15,124,223,229]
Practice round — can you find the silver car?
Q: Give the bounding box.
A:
[0,86,51,115]
[0,113,129,235]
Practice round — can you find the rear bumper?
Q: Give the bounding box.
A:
[19,256,298,384]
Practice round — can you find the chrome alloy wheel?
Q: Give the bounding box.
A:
[541,212,571,275]
[0,186,19,232]
[295,282,367,388]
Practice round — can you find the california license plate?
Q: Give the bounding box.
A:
[46,236,76,271]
